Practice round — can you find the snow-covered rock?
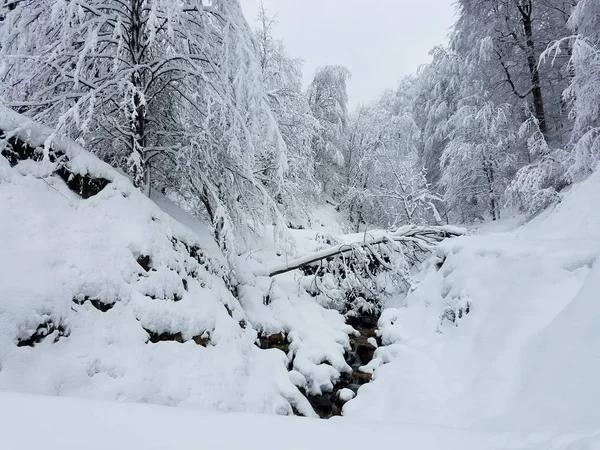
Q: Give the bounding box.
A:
[0,110,315,416]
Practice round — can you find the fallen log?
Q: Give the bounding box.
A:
[268,225,464,277]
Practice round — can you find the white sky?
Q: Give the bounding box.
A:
[240,0,457,110]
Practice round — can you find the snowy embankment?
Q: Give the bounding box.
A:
[3,105,600,448]
[344,169,600,434]
[0,106,331,417]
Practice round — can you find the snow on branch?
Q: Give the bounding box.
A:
[268,225,464,277]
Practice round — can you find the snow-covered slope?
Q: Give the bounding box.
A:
[344,169,600,434]
[2,106,600,448]
[0,110,317,416]
[0,107,364,419]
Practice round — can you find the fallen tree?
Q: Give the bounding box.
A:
[268,225,464,277]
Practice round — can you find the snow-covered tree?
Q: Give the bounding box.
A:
[413,47,461,189]
[505,114,569,216]
[0,0,288,250]
[341,90,440,231]
[441,99,516,222]
[307,65,351,196]
[253,3,319,217]
[453,0,573,139]
[558,0,600,177]
[0,0,210,190]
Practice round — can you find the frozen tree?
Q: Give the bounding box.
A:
[341,90,440,231]
[0,0,288,250]
[554,0,600,176]
[341,104,385,230]
[307,65,351,196]
[441,99,516,222]
[505,113,569,216]
[413,47,461,189]
[0,0,217,191]
[453,0,574,139]
[161,0,289,250]
[507,0,598,215]
[253,3,319,218]
[407,0,576,223]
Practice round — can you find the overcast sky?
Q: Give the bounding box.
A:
[240,0,457,110]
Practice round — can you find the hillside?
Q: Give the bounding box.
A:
[344,170,600,431]
[0,107,336,417]
[1,108,600,448]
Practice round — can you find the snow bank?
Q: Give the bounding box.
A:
[3,390,596,450]
[343,170,600,431]
[0,111,312,415]
[237,245,355,397]
[520,167,600,239]
[0,107,363,418]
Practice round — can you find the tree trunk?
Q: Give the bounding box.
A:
[519,0,548,136]
[483,161,499,221]
[129,0,148,192]
[267,225,464,277]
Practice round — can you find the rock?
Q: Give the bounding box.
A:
[258,332,289,353]
[55,166,110,199]
[136,254,152,272]
[350,334,377,365]
[352,369,372,385]
[192,334,210,346]
[346,312,379,330]
[73,296,115,312]
[304,392,342,418]
[17,319,69,347]
[1,136,41,166]
[144,329,184,344]
[144,328,211,346]
[1,135,109,198]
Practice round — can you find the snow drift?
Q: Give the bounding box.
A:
[344,169,600,433]
[0,106,316,416]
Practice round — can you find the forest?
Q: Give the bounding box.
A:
[1,0,598,244]
[0,1,600,448]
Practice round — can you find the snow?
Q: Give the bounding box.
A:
[343,168,600,434]
[3,106,600,448]
[337,388,355,402]
[0,108,361,418]
[0,119,312,416]
[237,238,356,396]
[3,390,600,450]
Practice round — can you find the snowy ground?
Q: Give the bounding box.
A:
[3,391,600,450]
[2,108,600,448]
[0,110,362,420]
[344,169,600,435]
